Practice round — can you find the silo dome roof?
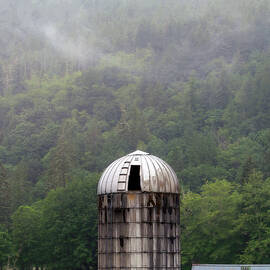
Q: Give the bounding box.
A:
[97,150,179,195]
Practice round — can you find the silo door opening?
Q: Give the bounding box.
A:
[128,165,141,191]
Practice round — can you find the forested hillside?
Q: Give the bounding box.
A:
[0,0,270,269]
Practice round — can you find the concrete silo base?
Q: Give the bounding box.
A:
[98,192,180,269]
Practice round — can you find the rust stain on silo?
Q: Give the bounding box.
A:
[127,193,136,201]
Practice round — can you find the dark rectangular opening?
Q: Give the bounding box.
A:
[128,165,141,191]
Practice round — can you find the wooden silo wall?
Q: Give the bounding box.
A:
[98,192,180,269]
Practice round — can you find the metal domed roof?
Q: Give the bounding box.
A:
[97,150,179,195]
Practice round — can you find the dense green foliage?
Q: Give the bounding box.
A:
[0,0,270,269]
[11,173,98,270]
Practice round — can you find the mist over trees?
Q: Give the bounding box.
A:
[0,0,270,269]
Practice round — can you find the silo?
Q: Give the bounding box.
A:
[97,150,180,269]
